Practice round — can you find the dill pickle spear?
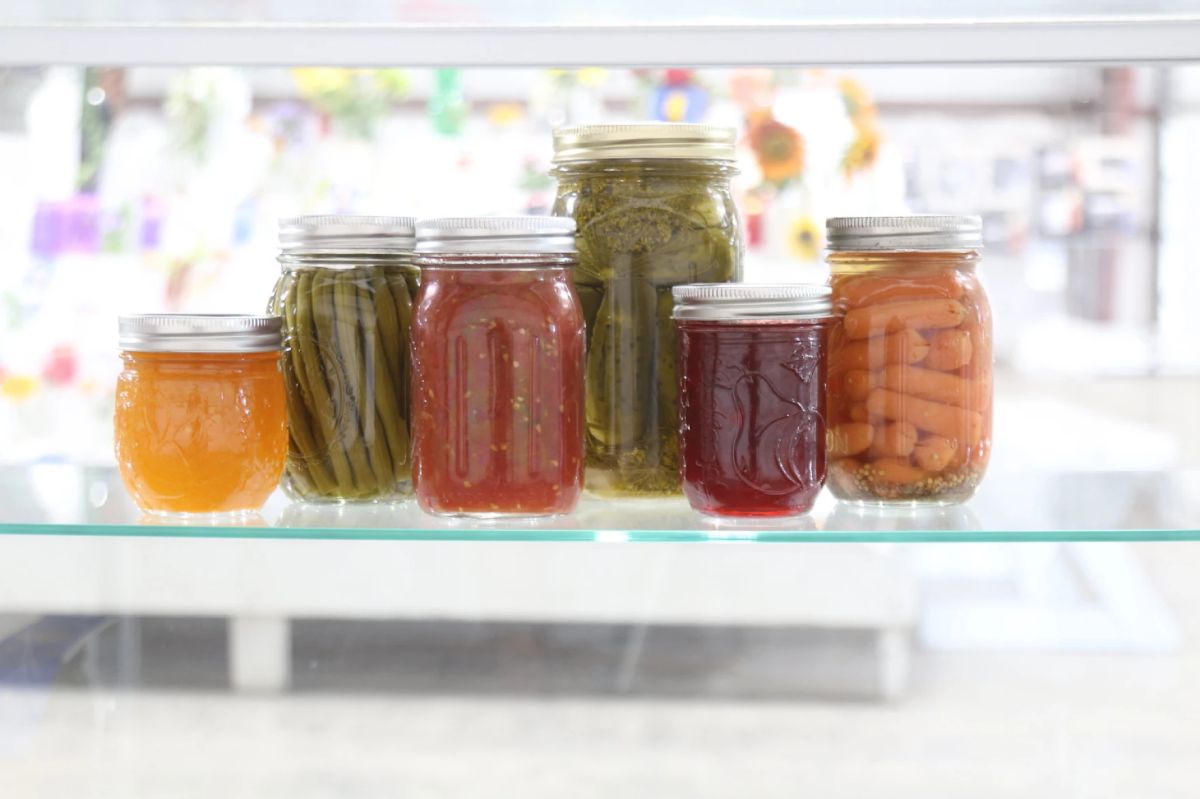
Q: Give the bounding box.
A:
[585,279,656,452]
[575,283,605,350]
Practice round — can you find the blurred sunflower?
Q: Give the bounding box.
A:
[842,123,881,178]
[838,77,876,121]
[787,214,822,261]
[746,109,804,187]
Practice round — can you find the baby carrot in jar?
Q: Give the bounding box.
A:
[114,315,287,515]
[826,216,993,504]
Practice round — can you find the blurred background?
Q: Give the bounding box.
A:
[0,64,1197,464]
[2,60,1200,798]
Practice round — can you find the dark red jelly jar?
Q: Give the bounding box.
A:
[673,284,834,517]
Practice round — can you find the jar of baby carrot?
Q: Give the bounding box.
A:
[114,315,287,515]
[825,216,992,504]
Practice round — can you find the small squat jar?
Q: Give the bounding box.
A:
[673,284,834,517]
[825,215,993,505]
[114,315,287,515]
[411,217,586,517]
[270,215,417,502]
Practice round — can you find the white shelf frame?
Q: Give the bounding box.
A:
[2,18,1200,67]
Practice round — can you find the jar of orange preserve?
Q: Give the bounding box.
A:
[825,216,992,505]
[114,315,287,515]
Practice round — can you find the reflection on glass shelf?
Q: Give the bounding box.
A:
[0,464,1198,542]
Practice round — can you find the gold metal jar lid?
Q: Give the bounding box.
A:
[552,123,736,163]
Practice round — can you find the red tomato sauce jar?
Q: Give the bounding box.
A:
[411,217,586,517]
[672,284,834,517]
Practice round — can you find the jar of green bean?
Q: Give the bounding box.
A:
[269,215,417,501]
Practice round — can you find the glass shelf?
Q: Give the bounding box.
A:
[1,464,1198,543]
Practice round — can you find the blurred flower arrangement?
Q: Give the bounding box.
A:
[839,77,881,178]
[634,69,710,122]
[292,68,409,139]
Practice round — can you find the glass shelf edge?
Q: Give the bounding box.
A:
[1,524,1198,544]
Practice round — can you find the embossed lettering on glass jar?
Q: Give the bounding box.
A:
[825,215,993,505]
[673,284,833,517]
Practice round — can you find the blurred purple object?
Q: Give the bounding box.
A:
[140,196,163,250]
[64,194,100,254]
[31,201,64,258]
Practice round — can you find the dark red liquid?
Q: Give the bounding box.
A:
[677,318,831,517]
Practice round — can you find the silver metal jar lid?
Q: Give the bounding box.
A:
[119,315,282,353]
[672,284,833,321]
[279,214,416,253]
[553,123,737,163]
[416,216,577,255]
[826,215,983,251]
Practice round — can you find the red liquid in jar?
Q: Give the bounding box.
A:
[411,266,585,516]
[677,319,830,517]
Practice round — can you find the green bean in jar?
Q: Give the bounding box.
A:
[270,215,416,502]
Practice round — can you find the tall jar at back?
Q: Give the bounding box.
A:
[269,215,417,502]
[825,215,993,505]
[551,123,743,497]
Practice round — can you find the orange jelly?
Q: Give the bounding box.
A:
[114,316,287,514]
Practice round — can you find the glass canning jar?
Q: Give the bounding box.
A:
[551,123,743,498]
[673,284,834,517]
[411,217,586,518]
[270,215,417,502]
[825,215,993,505]
[114,315,287,515]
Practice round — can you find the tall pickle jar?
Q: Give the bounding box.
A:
[269,215,418,502]
[551,123,743,497]
[825,215,993,505]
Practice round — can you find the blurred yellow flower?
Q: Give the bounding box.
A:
[843,123,882,178]
[1,374,38,402]
[787,215,822,261]
[488,103,524,127]
[292,68,352,96]
[839,77,876,120]
[577,68,608,87]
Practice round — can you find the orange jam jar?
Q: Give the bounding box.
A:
[114,315,287,515]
